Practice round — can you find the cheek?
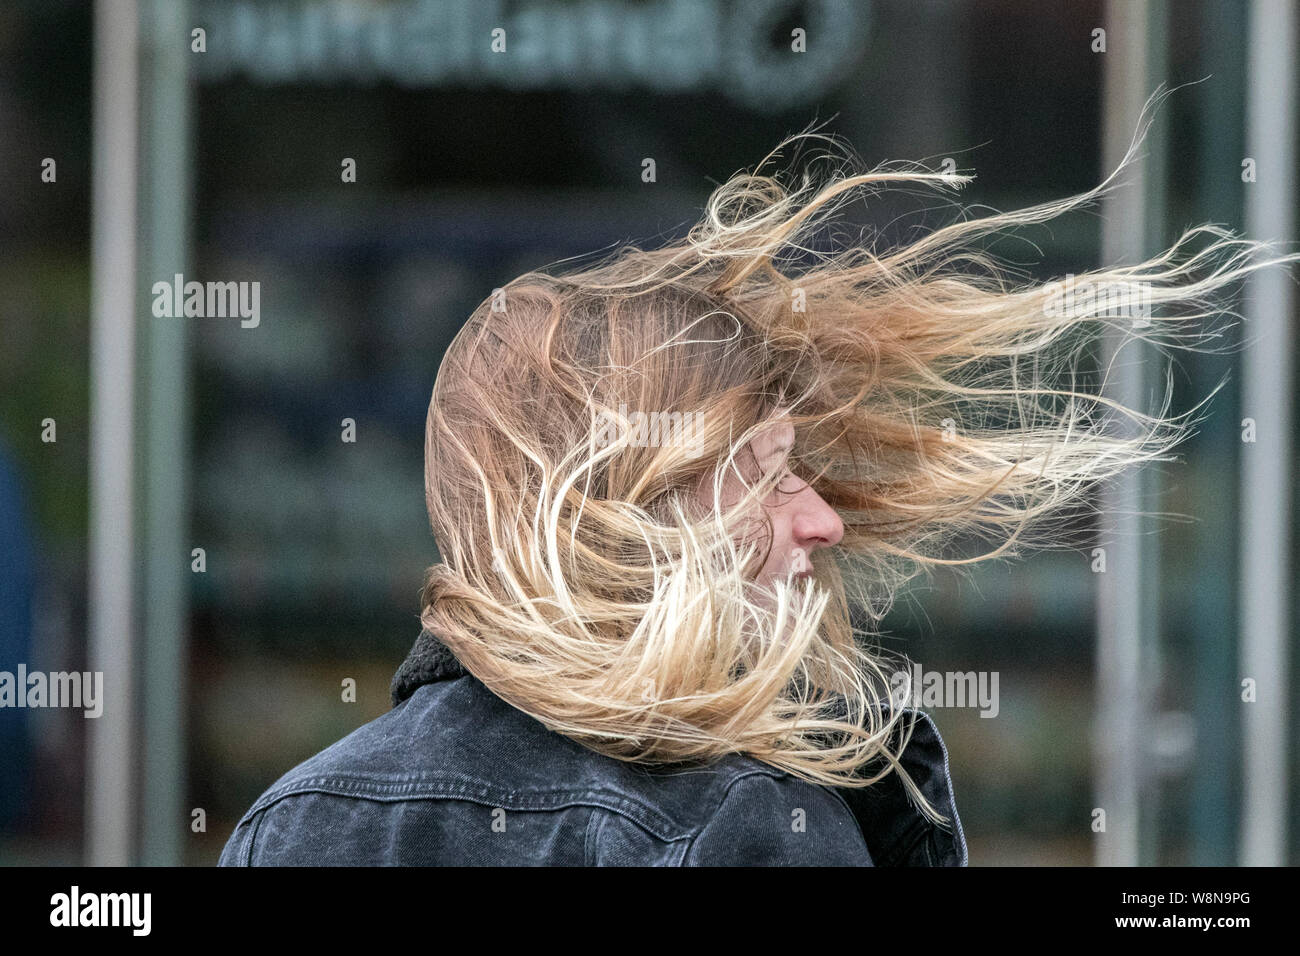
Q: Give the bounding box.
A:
[761,505,796,546]
[753,507,795,571]
[694,466,791,569]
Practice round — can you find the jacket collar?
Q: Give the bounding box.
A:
[391,628,967,866]
[391,627,468,705]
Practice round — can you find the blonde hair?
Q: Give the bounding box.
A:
[419,100,1294,825]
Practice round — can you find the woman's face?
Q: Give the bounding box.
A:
[697,415,844,584]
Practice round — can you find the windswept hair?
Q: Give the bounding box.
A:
[419,96,1295,825]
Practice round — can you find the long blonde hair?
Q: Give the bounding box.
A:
[419,102,1293,825]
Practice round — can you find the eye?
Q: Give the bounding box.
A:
[761,449,805,498]
[774,466,805,496]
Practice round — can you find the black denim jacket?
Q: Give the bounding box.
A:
[218,630,967,866]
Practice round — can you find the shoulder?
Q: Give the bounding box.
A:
[218,674,873,866]
[682,768,873,865]
[578,765,873,866]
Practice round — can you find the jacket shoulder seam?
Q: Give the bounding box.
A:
[681,766,830,865]
[230,805,265,866]
[583,804,694,863]
[584,805,603,865]
[241,772,696,843]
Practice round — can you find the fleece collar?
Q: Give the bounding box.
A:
[391,628,468,705]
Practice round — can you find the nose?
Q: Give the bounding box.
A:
[792,484,844,550]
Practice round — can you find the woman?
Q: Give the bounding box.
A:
[220,108,1290,866]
